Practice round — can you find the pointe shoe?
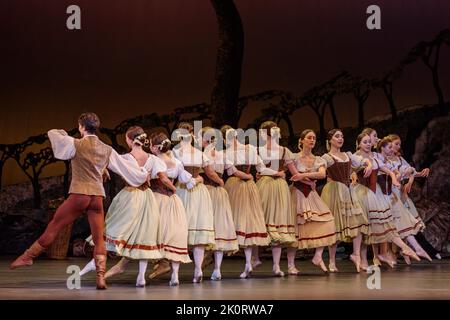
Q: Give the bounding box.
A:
[169,279,179,286]
[328,263,339,273]
[136,273,146,287]
[239,265,253,279]
[149,259,171,279]
[401,248,420,262]
[193,270,203,283]
[251,260,262,269]
[401,253,411,265]
[288,266,300,275]
[373,257,381,267]
[272,266,285,277]
[10,241,45,269]
[94,255,107,290]
[360,260,369,271]
[312,258,328,273]
[104,258,128,279]
[415,249,432,262]
[211,269,222,281]
[378,254,395,268]
[350,254,361,273]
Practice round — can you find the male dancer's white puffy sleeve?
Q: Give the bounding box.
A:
[47,129,76,160]
[108,150,148,187]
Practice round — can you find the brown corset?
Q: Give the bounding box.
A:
[377,174,392,195]
[184,166,201,178]
[293,181,313,198]
[149,178,175,196]
[127,181,150,191]
[235,165,251,174]
[200,172,223,187]
[327,161,352,186]
[357,169,378,193]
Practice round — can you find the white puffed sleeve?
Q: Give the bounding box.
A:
[347,152,365,168]
[321,154,335,168]
[283,147,295,166]
[254,146,279,175]
[47,129,76,160]
[176,160,196,189]
[224,154,237,176]
[202,152,213,167]
[314,156,327,170]
[108,150,148,187]
[146,155,167,179]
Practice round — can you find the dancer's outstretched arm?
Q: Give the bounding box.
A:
[47,129,76,160]
[108,150,148,187]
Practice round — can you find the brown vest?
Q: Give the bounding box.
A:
[150,178,175,196]
[377,174,393,195]
[293,181,313,198]
[184,166,201,178]
[69,136,112,197]
[201,172,223,187]
[327,160,352,186]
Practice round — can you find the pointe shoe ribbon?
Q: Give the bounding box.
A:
[10,241,45,269]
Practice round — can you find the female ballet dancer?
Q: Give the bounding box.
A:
[10,113,151,290]
[79,126,166,287]
[387,134,433,261]
[149,132,203,285]
[221,125,280,278]
[255,121,298,276]
[286,129,337,273]
[375,137,428,262]
[200,127,239,280]
[353,132,420,267]
[320,129,372,272]
[173,122,222,283]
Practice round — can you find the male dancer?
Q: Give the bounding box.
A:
[10,113,150,290]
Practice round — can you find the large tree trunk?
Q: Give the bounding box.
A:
[210,0,244,128]
[382,82,399,123]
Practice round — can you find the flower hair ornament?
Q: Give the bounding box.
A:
[134,133,149,147]
[154,139,171,151]
[270,126,281,138]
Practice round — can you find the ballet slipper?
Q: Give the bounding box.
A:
[401,253,411,265]
[288,266,300,275]
[402,247,421,262]
[193,269,203,283]
[239,264,253,279]
[415,248,432,262]
[136,273,146,287]
[210,269,222,281]
[378,254,395,268]
[104,257,129,279]
[272,265,285,277]
[328,263,339,273]
[169,272,179,286]
[311,257,328,273]
[10,241,45,269]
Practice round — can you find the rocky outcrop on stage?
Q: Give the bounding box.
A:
[410,115,450,253]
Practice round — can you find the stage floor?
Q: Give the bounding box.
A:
[1,257,449,300]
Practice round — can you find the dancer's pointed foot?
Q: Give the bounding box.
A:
[10,241,45,269]
[402,247,421,262]
[169,272,179,286]
[415,248,432,262]
[360,259,369,271]
[312,257,328,273]
[350,254,361,273]
[288,266,300,275]
[272,266,285,277]
[136,273,146,287]
[251,260,262,269]
[401,252,411,265]
[149,259,171,279]
[373,257,381,267]
[378,254,395,268]
[79,259,96,276]
[328,263,339,273]
[211,269,222,281]
[104,257,128,279]
[240,264,253,279]
[193,269,203,283]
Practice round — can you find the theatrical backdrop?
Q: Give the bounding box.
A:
[1,0,449,288]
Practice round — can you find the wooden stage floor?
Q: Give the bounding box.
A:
[1,257,449,300]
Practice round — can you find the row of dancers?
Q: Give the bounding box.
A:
[10,113,434,289]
